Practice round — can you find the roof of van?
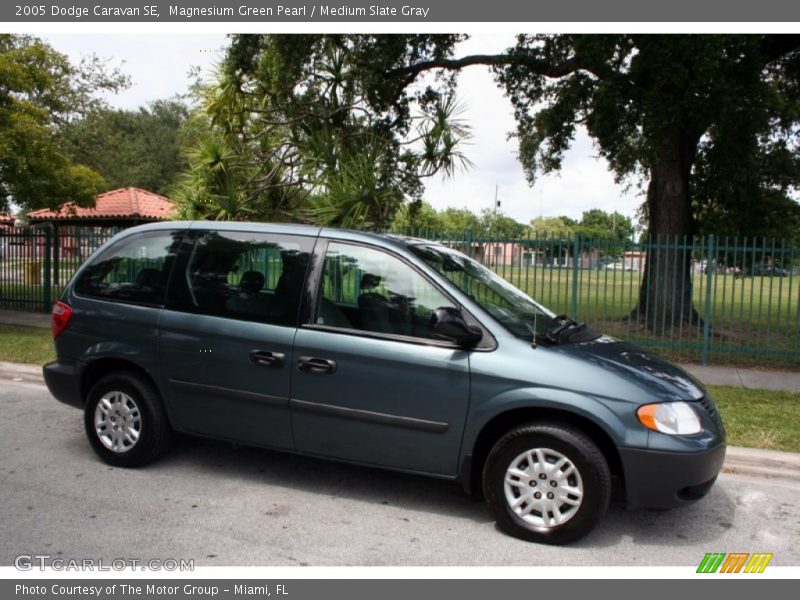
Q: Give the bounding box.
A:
[123,220,440,252]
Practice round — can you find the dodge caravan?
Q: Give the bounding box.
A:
[43,222,726,544]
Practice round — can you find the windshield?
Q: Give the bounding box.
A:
[409,243,562,339]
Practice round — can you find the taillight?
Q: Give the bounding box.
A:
[51,301,72,338]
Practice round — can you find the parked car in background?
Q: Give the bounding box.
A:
[754,265,789,277]
[43,222,726,545]
[603,260,634,271]
[733,264,790,278]
[596,256,618,270]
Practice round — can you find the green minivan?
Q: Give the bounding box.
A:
[44,222,726,544]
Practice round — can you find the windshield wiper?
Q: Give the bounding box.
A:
[545,314,580,344]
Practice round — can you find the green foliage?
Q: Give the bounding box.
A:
[306,138,405,228]
[392,200,446,231]
[60,100,189,195]
[173,35,472,227]
[574,209,635,242]
[0,34,129,212]
[172,109,308,222]
[528,215,576,238]
[393,203,526,236]
[438,206,482,231]
[479,209,526,237]
[495,35,800,238]
[526,210,633,243]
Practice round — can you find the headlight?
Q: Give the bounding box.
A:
[637,401,702,435]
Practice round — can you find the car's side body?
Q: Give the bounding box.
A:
[43,221,726,543]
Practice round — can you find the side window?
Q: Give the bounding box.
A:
[75,230,181,305]
[172,231,312,326]
[315,242,456,340]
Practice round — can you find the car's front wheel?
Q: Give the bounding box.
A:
[84,372,170,467]
[483,422,611,544]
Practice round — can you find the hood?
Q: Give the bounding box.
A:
[550,335,705,402]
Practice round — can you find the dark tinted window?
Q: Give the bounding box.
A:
[315,242,456,340]
[171,231,312,326]
[75,230,182,305]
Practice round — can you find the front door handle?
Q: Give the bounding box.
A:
[249,350,285,368]
[297,356,337,375]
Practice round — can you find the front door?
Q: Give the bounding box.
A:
[160,229,315,449]
[290,241,471,475]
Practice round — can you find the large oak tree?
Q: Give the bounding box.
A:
[390,34,800,329]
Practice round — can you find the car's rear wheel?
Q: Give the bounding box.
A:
[84,372,170,467]
[483,422,611,544]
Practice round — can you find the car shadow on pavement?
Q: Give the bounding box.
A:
[572,484,737,549]
[159,434,494,524]
[151,433,738,548]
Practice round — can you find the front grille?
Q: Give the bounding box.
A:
[698,395,724,432]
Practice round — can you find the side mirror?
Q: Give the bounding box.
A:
[431,307,483,347]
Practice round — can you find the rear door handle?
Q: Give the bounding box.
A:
[297,356,337,375]
[249,350,285,368]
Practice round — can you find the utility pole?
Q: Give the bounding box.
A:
[539,188,543,219]
[493,184,499,217]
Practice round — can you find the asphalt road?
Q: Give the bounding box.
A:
[1,376,799,567]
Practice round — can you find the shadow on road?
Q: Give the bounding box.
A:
[91,432,738,548]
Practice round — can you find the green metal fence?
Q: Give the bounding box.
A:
[396,229,800,368]
[0,226,118,313]
[1,224,798,367]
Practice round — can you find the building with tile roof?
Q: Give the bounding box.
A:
[27,187,175,227]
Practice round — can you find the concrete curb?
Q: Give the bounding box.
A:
[722,446,800,484]
[2,360,798,486]
[0,361,46,388]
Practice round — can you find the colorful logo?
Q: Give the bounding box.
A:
[697,552,773,573]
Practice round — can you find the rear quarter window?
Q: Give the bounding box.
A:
[74,230,183,306]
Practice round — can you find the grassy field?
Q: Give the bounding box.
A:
[0,324,55,365]
[493,266,798,328]
[710,385,800,453]
[492,266,799,367]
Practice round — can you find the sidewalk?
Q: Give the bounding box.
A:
[679,363,800,394]
[0,308,50,329]
[1,308,798,392]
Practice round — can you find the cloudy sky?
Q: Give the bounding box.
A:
[44,33,643,225]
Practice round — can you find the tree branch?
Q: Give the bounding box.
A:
[386,53,583,81]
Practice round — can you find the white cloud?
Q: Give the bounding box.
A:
[42,33,228,109]
[420,34,644,224]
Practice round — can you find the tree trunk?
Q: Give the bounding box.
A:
[634,128,701,333]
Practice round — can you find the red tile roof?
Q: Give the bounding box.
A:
[0,214,15,225]
[27,188,175,222]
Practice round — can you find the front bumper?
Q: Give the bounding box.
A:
[619,444,726,509]
[43,361,82,409]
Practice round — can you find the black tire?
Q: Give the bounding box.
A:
[84,372,171,467]
[483,422,611,544]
